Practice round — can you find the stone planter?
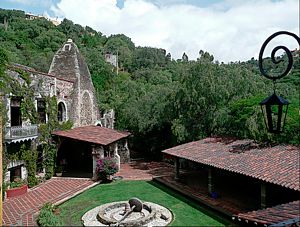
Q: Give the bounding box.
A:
[56,172,62,177]
[6,184,28,198]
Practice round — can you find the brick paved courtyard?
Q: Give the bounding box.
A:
[2,177,97,226]
[2,161,173,226]
[115,160,174,180]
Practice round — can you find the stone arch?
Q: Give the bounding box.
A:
[63,43,72,51]
[57,101,67,122]
[80,90,93,126]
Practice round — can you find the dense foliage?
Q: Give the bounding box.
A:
[0,8,299,159]
[8,177,25,189]
[37,203,62,227]
[20,143,38,187]
[38,96,73,179]
[0,66,39,186]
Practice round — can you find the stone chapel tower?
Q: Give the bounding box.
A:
[48,39,100,127]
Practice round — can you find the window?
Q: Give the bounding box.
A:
[10,97,22,126]
[57,102,66,122]
[37,99,46,123]
[10,166,22,182]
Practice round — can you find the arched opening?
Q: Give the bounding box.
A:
[57,102,66,122]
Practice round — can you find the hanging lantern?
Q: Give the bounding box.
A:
[258,31,300,134]
[260,93,289,134]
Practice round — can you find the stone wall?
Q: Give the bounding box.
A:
[48,39,100,127]
[8,39,102,127]
[5,65,74,125]
[118,139,130,163]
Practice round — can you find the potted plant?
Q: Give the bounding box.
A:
[95,157,118,182]
[6,177,28,198]
[55,165,63,177]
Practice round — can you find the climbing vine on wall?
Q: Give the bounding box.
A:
[2,66,73,182]
[1,68,39,187]
[39,96,58,179]
[20,143,38,187]
[1,48,9,193]
[39,96,73,179]
[7,67,38,124]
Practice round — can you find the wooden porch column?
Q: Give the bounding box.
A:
[208,167,214,195]
[261,183,267,209]
[174,157,180,180]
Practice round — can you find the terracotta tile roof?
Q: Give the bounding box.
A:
[52,126,130,146]
[162,137,300,191]
[234,200,300,226]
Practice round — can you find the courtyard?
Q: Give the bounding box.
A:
[0,5,299,227]
[3,161,235,226]
[57,180,232,226]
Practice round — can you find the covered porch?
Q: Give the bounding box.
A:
[52,126,130,179]
[160,137,300,218]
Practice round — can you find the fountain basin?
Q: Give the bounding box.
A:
[82,201,173,226]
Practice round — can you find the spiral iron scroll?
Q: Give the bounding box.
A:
[258,31,300,81]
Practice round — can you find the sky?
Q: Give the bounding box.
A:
[0,0,299,62]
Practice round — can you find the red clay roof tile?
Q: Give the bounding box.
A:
[235,200,300,226]
[52,126,130,146]
[162,137,300,191]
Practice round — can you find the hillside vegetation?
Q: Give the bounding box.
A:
[0,9,299,158]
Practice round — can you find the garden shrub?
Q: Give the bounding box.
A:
[96,157,118,180]
[9,177,25,189]
[42,143,57,180]
[20,144,38,188]
[37,203,62,226]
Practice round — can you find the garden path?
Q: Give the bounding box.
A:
[2,177,97,226]
[3,161,173,226]
[115,160,174,180]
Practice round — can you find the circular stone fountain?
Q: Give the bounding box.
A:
[82,198,173,226]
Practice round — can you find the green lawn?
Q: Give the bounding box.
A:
[58,180,232,226]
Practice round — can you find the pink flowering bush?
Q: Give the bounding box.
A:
[96,157,118,180]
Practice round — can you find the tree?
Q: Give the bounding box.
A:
[58,18,84,43]
[103,34,135,71]
[131,47,167,71]
[166,53,171,62]
[182,52,188,62]
[198,50,214,63]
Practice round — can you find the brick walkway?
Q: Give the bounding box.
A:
[115,160,174,180]
[2,161,173,226]
[3,177,97,226]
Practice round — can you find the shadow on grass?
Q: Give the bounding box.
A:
[147,180,236,226]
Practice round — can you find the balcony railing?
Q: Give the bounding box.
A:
[5,125,38,140]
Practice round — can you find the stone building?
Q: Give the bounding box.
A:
[3,63,75,182]
[48,39,101,127]
[3,39,129,183]
[104,53,117,67]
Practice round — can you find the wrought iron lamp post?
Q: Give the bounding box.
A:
[258,31,300,134]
